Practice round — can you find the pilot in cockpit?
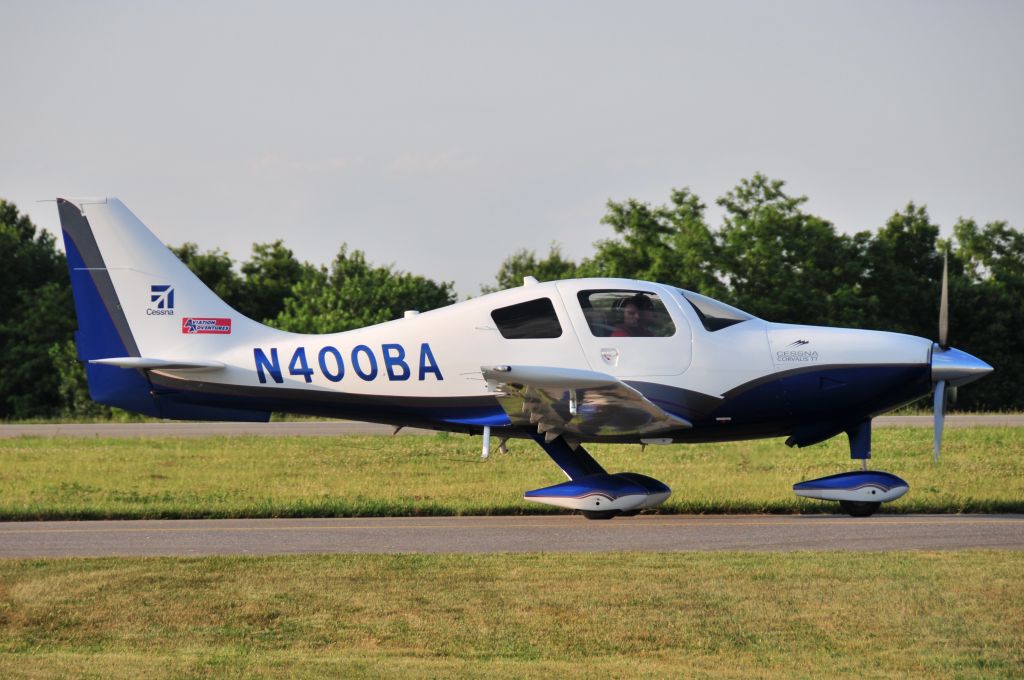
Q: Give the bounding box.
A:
[611,295,655,337]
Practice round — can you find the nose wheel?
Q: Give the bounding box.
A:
[840,446,882,517]
[838,500,881,517]
[792,420,909,517]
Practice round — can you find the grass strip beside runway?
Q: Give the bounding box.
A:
[0,427,1022,520]
[0,551,1021,678]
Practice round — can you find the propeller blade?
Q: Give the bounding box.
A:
[939,250,949,349]
[933,379,946,463]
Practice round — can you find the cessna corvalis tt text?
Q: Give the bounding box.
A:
[56,198,992,518]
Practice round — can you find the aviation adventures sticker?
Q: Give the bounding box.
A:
[182,318,232,334]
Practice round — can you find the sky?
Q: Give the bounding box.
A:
[2,1,1021,296]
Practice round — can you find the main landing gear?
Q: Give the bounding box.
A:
[792,419,909,517]
[522,434,672,519]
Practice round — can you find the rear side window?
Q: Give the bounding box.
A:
[490,298,563,339]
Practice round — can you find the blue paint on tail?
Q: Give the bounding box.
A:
[63,230,162,416]
[62,220,269,422]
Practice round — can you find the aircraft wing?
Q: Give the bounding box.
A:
[481,365,692,441]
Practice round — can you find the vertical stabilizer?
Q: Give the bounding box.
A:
[57,197,269,420]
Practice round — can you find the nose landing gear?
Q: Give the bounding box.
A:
[792,419,909,517]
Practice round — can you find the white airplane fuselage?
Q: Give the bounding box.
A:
[209,281,933,442]
[57,197,993,517]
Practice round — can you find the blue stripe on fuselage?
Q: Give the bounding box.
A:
[146,379,507,428]
[630,363,931,437]
[137,364,929,437]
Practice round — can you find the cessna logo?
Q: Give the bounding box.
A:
[777,350,819,362]
[779,339,815,360]
[147,285,175,316]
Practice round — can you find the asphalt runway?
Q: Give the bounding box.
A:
[0,415,1020,438]
[1,515,1021,558]
[2,418,1018,559]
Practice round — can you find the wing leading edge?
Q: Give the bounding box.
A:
[481,365,692,442]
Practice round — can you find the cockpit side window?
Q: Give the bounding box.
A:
[576,290,676,338]
[490,298,563,339]
[677,289,754,332]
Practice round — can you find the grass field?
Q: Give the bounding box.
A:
[0,427,1021,519]
[0,551,1020,678]
[1,430,1021,678]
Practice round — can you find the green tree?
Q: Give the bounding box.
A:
[169,242,245,311]
[484,244,579,293]
[0,201,75,418]
[274,246,456,334]
[239,240,315,323]
[588,188,724,296]
[955,218,1024,286]
[860,202,943,337]
[946,218,1024,410]
[588,197,671,279]
[716,174,866,325]
[49,339,112,419]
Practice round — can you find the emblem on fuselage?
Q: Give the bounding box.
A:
[147,284,175,316]
[776,350,819,362]
[182,317,231,334]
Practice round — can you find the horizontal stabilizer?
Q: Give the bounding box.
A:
[89,357,226,371]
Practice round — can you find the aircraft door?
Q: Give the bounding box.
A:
[555,282,692,378]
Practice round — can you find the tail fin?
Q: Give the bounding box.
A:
[57,197,269,421]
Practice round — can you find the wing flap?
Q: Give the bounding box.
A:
[482,365,691,440]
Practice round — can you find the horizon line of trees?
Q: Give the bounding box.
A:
[2,172,1021,418]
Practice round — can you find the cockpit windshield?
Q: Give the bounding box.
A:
[676,289,755,332]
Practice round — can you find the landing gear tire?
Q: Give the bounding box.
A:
[840,500,881,517]
[582,510,617,520]
[619,510,641,517]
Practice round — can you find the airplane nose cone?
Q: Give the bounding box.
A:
[931,345,994,387]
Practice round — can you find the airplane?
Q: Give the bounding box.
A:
[55,197,993,518]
